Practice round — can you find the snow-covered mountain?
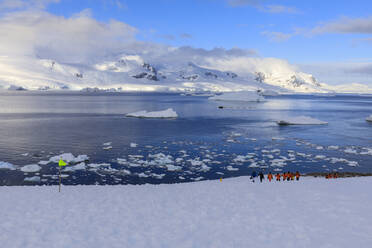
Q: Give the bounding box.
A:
[0,54,334,94]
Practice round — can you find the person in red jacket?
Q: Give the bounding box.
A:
[295,171,300,181]
[283,172,287,181]
[268,172,273,182]
[276,173,281,181]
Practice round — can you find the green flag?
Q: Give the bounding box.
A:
[59,159,67,167]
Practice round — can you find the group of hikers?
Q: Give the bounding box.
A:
[250,171,301,183]
[325,172,339,179]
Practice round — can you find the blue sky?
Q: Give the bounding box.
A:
[44,0,372,64]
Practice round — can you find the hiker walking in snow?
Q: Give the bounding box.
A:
[295,171,300,181]
[283,172,287,182]
[259,172,264,183]
[268,172,273,182]
[287,171,291,181]
[276,173,281,181]
[251,171,257,183]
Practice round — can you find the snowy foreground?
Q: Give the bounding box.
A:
[1,177,372,248]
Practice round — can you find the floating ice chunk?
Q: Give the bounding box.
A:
[151,173,165,179]
[347,161,358,167]
[116,158,128,165]
[0,161,16,170]
[165,164,182,171]
[248,162,259,168]
[24,176,41,182]
[328,146,339,150]
[20,164,41,173]
[49,153,89,164]
[149,153,174,166]
[360,148,372,155]
[138,173,149,178]
[21,153,29,156]
[64,162,86,172]
[233,155,249,163]
[120,169,131,175]
[270,159,286,167]
[316,146,324,150]
[103,142,112,146]
[199,164,211,172]
[315,155,327,159]
[103,146,112,150]
[126,108,178,118]
[344,148,358,154]
[87,163,110,168]
[209,91,265,102]
[226,166,239,171]
[130,143,138,148]
[277,116,328,125]
[175,158,183,163]
[366,115,372,122]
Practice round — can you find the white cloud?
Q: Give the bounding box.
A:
[311,16,372,35]
[226,0,299,14]
[0,0,59,11]
[263,5,300,14]
[261,31,292,42]
[0,9,137,63]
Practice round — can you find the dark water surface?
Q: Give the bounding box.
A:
[0,92,371,185]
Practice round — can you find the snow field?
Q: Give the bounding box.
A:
[0,176,371,248]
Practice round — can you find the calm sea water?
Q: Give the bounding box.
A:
[0,91,371,185]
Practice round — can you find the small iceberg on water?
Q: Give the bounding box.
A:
[366,115,372,122]
[277,116,328,125]
[126,108,178,118]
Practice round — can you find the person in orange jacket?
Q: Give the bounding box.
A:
[295,171,300,181]
[282,172,287,181]
[276,173,281,181]
[268,172,273,182]
[291,172,295,181]
[287,171,291,181]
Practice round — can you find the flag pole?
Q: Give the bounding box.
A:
[59,165,61,192]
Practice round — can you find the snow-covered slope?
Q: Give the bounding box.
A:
[0,54,331,93]
[0,176,371,248]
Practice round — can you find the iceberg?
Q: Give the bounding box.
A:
[366,115,372,122]
[126,108,178,118]
[277,116,328,125]
[0,161,16,170]
[209,91,265,102]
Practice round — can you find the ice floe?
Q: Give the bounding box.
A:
[20,164,41,173]
[366,115,372,122]
[49,153,89,164]
[64,162,86,172]
[0,161,16,170]
[126,108,178,118]
[226,166,239,171]
[276,116,328,125]
[24,176,41,182]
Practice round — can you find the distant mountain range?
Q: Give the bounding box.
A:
[0,54,370,94]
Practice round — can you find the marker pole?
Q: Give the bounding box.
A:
[59,166,61,192]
